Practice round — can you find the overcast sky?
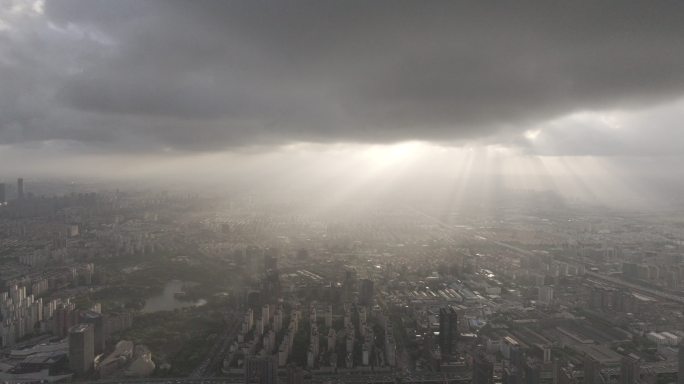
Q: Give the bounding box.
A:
[1,1,684,206]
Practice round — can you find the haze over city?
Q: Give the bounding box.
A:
[1,1,684,208]
[0,2,683,384]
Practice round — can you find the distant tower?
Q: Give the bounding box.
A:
[343,269,357,301]
[620,355,640,384]
[554,359,576,384]
[439,306,458,357]
[358,279,374,306]
[583,357,602,384]
[264,250,278,272]
[525,360,542,384]
[262,248,280,302]
[473,353,494,384]
[538,286,554,305]
[0,183,5,203]
[287,364,304,384]
[502,365,520,384]
[17,178,23,200]
[245,355,278,384]
[79,311,105,355]
[53,302,78,338]
[69,324,94,375]
[677,342,683,384]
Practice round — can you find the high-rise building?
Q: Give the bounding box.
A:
[0,183,5,203]
[552,359,562,384]
[53,302,78,338]
[525,361,541,384]
[103,311,132,337]
[622,262,639,279]
[677,342,683,384]
[358,279,374,306]
[583,357,601,384]
[509,343,524,371]
[80,310,105,355]
[17,178,23,200]
[538,286,554,305]
[287,364,303,384]
[264,251,278,272]
[438,306,458,357]
[245,355,278,384]
[262,250,280,301]
[503,366,520,384]
[69,323,94,375]
[473,353,494,384]
[343,269,357,302]
[263,271,280,302]
[620,355,640,384]
[553,359,576,384]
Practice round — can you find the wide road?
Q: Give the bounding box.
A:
[585,271,684,305]
[95,371,473,384]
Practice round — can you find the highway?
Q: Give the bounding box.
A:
[601,360,680,375]
[86,363,683,384]
[93,371,473,384]
[585,271,684,305]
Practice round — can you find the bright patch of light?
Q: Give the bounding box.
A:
[598,114,622,130]
[524,129,541,141]
[7,0,41,15]
[485,145,513,155]
[31,0,44,14]
[362,141,427,166]
[8,1,26,14]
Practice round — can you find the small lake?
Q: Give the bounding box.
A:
[141,280,207,313]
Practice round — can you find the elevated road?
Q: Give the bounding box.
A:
[585,271,684,305]
[94,371,472,384]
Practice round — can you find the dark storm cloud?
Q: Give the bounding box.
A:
[3,1,684,152]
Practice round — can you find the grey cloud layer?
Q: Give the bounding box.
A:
[2,1,684,152]
[523,100,684,157]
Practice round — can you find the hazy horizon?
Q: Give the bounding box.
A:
[2,1,684,209]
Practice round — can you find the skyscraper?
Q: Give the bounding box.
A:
[620,355,640,384]
[438,306,458,357]
[0,183,5,203]
[80,310,105,355]
[16,178,23,200]
[69,323,94,375]
[503,366,520,384]
[473,353,494,384]
[677,342,683,384]
[287,364,304,384]
[264,250,278,272]
[53,302,78,338]
[343,269,357,302]
[245,355,278,384]
[583,357,601,384]
[553,359,562,384]
[358,278,374,306]
[263,268,281,302]
[538,286,554,305]
[525,361,542,384]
